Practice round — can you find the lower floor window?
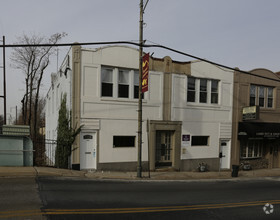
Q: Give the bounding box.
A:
[241,139,263,158]
[191,136,209,146]
[113,136,135,147]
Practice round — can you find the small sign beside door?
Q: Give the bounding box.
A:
[181,134,190,159]
[182,134,190,147]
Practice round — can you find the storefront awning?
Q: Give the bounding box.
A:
[238,122,280,139]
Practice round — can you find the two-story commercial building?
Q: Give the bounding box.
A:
[45,45,234,171]
[231,68,280,169]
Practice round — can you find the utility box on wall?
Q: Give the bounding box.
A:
[0,135,33,166]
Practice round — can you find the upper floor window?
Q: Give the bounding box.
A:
[187,77,219,104]
[134,71,139,99]
[211,80,219,104]
[187,77,196,102]
[249,85,273,108]
[259,86,264,107]
[101,66,142,100]
[250,85,256,106]
[101,68,113,97]
[267,87,273,108]
[118,69,129,98]
[134,71,144,99]
[199,79,207,103]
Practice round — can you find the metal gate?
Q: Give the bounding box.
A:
[33,138,57,167]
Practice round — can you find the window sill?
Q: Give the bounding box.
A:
[100,97,147,104]
[191,145,209,147]
[186,102,221,109]
[240,156,262,160]
[259,107,275,111]
[113,146,136,148]
[249,105,274,110]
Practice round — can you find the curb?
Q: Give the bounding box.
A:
[0,167,279,181]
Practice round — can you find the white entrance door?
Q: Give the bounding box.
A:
[80,132,97,170]
[220,140,231,169]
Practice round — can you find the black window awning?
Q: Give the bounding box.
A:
[238,122,280,139]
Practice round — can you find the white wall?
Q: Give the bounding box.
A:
[99,119,148,163]
[45,49,73,164]
[172,61,234,160]
[79,46,163,163]
[46,47,235,167]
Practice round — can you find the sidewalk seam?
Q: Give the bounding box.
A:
[33,167,39,177]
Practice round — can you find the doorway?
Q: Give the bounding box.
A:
[155,131,173,167]
[220,140,231,169]
[80,132,97,170]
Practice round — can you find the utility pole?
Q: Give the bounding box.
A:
[0,36,6,125]
[137,0,144,178]
[137,0,149,178]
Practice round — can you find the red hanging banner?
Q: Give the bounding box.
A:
[142,53,149,93]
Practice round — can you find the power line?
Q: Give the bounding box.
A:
[1,40,280,83]
[143,43,280,83]
[0,41,139,48]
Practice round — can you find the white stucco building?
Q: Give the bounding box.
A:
[173,60,233,170]
[45,45,234,171]
[45,51,72,165]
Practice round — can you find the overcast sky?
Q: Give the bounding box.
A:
[0,0,280,121]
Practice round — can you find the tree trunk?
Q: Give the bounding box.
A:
[28,76,33,129]
[24,78,28,125]
[33,59,49,139]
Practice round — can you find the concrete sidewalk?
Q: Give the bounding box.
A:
[0,166,280,180]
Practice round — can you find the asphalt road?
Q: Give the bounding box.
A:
[1,177,280,219]
[39,177,280,220]
[0,178,44,220]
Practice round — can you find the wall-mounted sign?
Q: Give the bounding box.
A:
[182,134,190,147]
[181,134,190,159]
[242,106,259,121]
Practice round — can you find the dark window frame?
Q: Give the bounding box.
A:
[240,139,263,159]
[187,77,220,104]
[101,67,113,97]
[134,71,144,99]
[113,136,136,148]
[199,79,207,103]
[191,136,209,146]
[249,84,274,109]
[211,80,219,104]
[250,85,257,106]
[118,69,130,98]
[267,87,273,108]
[258,86,265,107]
[187,77,196,102]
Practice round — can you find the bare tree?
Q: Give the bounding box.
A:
[11,32,67,139]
